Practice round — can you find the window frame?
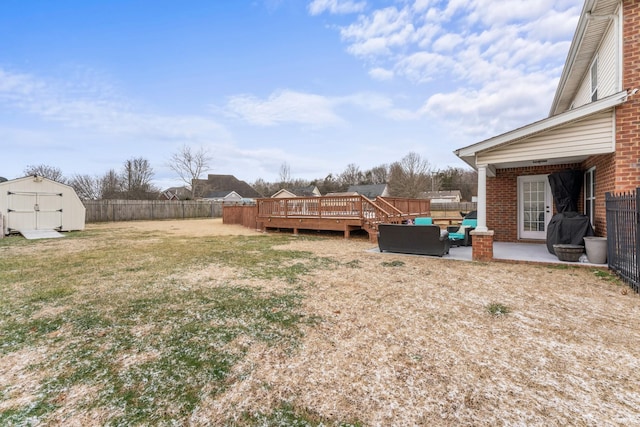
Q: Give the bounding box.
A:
[585,167,596,228]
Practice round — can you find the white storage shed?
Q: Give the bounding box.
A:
[0,176,86,235]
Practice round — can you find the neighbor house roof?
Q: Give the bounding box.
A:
[194,174,260,199]
[347,184,388,199]
[271,186,320,198]
[160,186,191,200]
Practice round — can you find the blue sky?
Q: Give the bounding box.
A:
[1,0,583,188]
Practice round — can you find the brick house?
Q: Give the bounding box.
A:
[455,0,640,259]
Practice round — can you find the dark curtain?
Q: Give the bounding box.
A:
[548,170,583,213]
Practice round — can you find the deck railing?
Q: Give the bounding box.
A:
[256,195,415,226]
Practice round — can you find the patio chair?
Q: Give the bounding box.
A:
[447,218,477,246]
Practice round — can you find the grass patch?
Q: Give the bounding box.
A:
[0,230,334,425]
[238,402,362,426]
[381,260,405,267]
[486,302,510,316]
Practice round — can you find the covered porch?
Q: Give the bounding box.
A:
[453,91,630,261]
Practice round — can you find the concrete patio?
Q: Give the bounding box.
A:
[375,242,608,267]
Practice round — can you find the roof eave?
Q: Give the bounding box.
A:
[549,0,596,115]
[454,90,627,168]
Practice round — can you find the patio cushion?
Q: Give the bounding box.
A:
[448,218,477,246]
[414,217,433,225]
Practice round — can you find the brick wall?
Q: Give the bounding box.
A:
[582,153,615,235]
[615,0,640,191]
[487,163,584,242]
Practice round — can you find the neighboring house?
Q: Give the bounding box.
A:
[347,184,390,199]
[201,190,243,203]
[192,174,261,199]
[271,185,321,198]
[422,190,462,203]
[159,186,191,200]
[455,0,639,247]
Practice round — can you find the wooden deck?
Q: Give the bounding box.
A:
[253,196,431,241]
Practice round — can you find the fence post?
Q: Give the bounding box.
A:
[636,188,640,293]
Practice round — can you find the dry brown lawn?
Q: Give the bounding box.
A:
[2,218,639,426]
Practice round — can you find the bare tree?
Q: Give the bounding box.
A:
[387,152,432,198]
[167,145,212,199]
[363,164,388,185]
[68,174,101,200]
[339,163,362,188]
[23,164,66,183]
[253,178,274,197]
[99,169,122,199]
[278,162,291,187]
[313,173,341,195]
[438,166,478,201]
[121,157,157,199]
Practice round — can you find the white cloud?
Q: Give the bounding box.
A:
[308,0,366,16]
[318,0,583,137]
[224,89,416,126]
[0,67,230,143]
[432,33,463,52]
[341,7,415,57]
[369,67,394,80]
[420,71,559,138]
[394,51,454,83]
[225,90,343,126]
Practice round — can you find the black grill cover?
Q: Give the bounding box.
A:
[548,170,583,213]
[546,212,594,254]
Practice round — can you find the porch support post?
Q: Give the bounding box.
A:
[471,164,494,262]
[476,164,489,232]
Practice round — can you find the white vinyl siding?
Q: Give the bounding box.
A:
[570,14,619,109]
[598,19,619,97]
[477,110,615,165]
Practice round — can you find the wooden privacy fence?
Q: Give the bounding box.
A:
[430,202,477,215]
[223,204,258,229]
[605,190,639,293]
[84,200,223,223]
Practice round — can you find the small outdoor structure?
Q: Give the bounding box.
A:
[0,176,86,235]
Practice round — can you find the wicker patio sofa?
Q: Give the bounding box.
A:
[377,223,450,256]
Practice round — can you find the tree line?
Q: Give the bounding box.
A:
[14,148,477,201]
[255,152,477,201]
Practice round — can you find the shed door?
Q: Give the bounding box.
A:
[7,191,63,231]
[518,175,552,240]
